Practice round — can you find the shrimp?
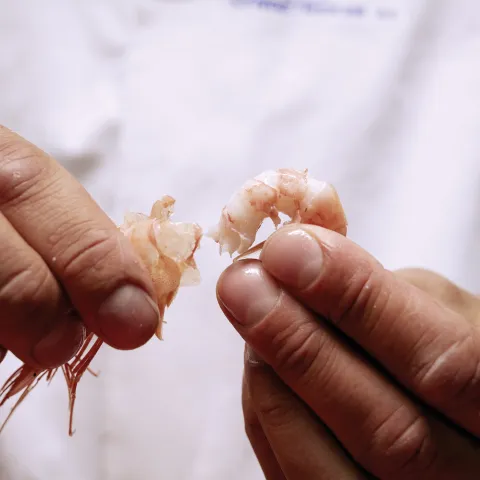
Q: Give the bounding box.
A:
[1,169,345,436]
[208,168,347,258]
[0,195,202,436]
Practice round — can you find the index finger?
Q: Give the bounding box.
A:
[0,126,159,350]
[259,225,480,437]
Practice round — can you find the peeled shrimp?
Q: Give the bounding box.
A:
[209,168,347,257]
[0,196,202,436]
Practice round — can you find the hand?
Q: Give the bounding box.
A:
[0,126,160,370]
[217,225,480,479]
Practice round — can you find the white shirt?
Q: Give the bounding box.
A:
[0,1,479,479]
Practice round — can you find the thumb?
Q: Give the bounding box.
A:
[217,224,480,437]
[258,225,480,434]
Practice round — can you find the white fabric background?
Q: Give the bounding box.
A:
[0,0,479,479]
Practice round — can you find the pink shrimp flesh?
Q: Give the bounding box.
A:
[208,168,347,258]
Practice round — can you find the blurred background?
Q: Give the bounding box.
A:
[0,0,478,479]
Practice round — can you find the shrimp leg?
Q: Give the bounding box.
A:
[233,241,266,262]
[0,367,47,434]
[66,336,103,436]
[0,331,103,436]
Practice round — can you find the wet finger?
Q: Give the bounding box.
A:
[217,260,480,479]
[0,211,85,368]
[242,365,287,480]
[259,225,480,437]
[244,345,366,480]
[0,126,159,350]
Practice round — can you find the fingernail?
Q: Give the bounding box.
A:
[217,261,281,327]
[96,285,160,349]
[261,228,323,289]
[32,319,86,368]
[245,345,265,366]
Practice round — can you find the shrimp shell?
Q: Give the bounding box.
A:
[120,195,202,338]
[208,168,347,256]
[0,195,202,435]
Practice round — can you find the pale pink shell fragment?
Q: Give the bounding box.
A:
[120,195,202,338]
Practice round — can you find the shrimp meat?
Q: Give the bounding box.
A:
[209,168,347,258]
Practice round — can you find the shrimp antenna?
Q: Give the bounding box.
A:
[233,241,266,262]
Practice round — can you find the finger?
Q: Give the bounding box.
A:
[394,268,480,324]
[0,126,159,349]
[258,225,480,437]
[217,261,480,479]
[242,365,287,480]
[244,346,366,480]
[0,212,85,368]
[0,347,7,364]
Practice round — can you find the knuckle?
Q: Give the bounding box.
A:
[333,267,389,333]
[359,411,438,478]
[272,321,326,387]
[0,263,56,317]
[0,134,50,205]
[256,395,293,430]
[396,268,469,309]
[412,334,480,408]
[53,223,121,283]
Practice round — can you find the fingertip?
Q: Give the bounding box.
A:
[95,284,160,350]
[217,259,257,308]
[217,260,281,328]
[217,258,254,293]
[260,226,326,290]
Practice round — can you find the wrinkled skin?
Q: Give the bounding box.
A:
[217,225,480,480]
[0,126,204,436]
[0,125,160,371]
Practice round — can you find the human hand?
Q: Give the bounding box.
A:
[0,126,160,370]
[217,225,480,479]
